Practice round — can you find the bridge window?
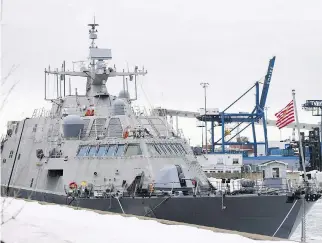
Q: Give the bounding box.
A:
[97,145,108,156]
[176,144,187,154]
[115,144,125,156]
[77,144,144,157]
[159,144,168,154]
[168,144,178,154]
[148,144,161,155]
[125,144,142,156]
[164,144,173,154]
[88,146,98,156]
[154,145,162,155]
[77,146,89,156]
[170,144,179,154]
[106,145,117,156]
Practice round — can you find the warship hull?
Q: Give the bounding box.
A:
[0,22,319,241]
[2,186,315,239]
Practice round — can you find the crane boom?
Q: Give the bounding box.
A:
[259,56,276,110]
[152,107,318,130]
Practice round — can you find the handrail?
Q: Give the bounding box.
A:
[63,176,319,200]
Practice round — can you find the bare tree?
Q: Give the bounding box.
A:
[0,64,20,113]
[1,64,19,86]
[0,64,26,228]
[0,79,20,114]
[0,0,31,232]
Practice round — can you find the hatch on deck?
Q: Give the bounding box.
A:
[48,169,63,177]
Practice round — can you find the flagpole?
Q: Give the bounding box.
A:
[292,89,307,243]
[292,90,307,180]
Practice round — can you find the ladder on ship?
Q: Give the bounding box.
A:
[46,118,61,158]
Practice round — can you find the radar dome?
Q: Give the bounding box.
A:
[63,115,85,138]
[118,90,130,99]
[113,99,126,115]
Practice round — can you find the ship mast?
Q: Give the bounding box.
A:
[44,18,147,99]
[88,17,99,71]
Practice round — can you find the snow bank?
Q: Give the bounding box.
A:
[1,198,294,243]
[291,200,322,243]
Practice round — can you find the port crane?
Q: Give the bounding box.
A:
[153,56,320,156]
[154,57,275,156]
[302,100,322,141]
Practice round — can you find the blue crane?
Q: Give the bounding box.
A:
[197,56,276,156]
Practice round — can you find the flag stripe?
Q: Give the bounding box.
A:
[276,117,294,129]
[275,101,294,118]
[276,115,295,127]
[275,100,293,115]
[275,104,294,119]
[276,110,294,125]
[277,117,295,129]
[275,100,295,129]
[276,113,294,128]
[278,119,295,129]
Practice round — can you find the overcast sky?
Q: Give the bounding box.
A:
[1,0,322,146]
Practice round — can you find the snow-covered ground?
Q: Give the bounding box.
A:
[291,200,322,243]
[0,198,295,243]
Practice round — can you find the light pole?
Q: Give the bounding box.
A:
[201,125,204,150]
[200,82,209,154]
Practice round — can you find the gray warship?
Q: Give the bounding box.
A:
[1,20,321,239]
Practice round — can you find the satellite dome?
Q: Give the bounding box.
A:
[118,90,130,99]
[113,99,126,115]
[62,115,85,138]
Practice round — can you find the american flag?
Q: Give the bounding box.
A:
[275,100,295,129]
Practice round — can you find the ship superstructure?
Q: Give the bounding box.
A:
[1,20,209,197]
[1,20,321,239]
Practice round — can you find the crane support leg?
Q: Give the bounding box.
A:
[252,121,257,156]
[262,114,269,155]
[221,114,225,153]
[256,82,260,113]
[211,120,215,153]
